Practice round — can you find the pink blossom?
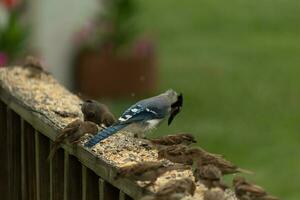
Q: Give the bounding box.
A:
[73,21,97,46]
[133,37,155,58]
[0,52,8,67]
[1,0,19,9]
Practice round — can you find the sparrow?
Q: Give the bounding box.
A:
[193,164,228,190]
[233,176,280,200]
[81,99,116,127]
[157,178,196,197]
[24,56,49,78]
[203,188,226,200]
[149,133,196,146]
[189,148,253,175]
[140,178,195,200]
[157,145,194,165]
[47,119,98,160]
[115,162,190,187]
[140,193,185,200]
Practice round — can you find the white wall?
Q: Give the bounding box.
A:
[30,0,99,89]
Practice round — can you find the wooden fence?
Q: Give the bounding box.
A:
[0,85,149,200]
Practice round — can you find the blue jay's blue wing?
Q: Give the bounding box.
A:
[85,102,168,148]
[118,104,164,124]
[84,124,127,148]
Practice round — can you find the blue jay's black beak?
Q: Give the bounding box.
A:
[168,93,183,126]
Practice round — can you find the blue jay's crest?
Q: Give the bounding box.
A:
[84,89,183,148]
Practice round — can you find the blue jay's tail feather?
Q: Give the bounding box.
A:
[84,124,127,148]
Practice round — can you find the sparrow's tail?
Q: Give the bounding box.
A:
[47,143,61,161]
[84,124,127,148]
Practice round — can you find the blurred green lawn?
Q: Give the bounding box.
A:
[109,1,300,199]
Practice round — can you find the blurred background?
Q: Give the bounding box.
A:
[1,0,300,199]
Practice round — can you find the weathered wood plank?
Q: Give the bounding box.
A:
[35,131,41,200]
[82,165,99,200]
[67,154,82,200]
[21,119,26,199]
[23,120,37,200]
[64,151,70,200]
[50,144,64,200]
[63,151,82,200]
[82,165,87,200]
[99,178,105,200]
[6,108,22,200]
[119,191,126,200]
[35,131,50,200]
[0,100,8,200]
[99,178,120,200]
[119,191,134,200]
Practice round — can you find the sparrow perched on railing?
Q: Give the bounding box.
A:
[47,119,98,160]
[203,189,226,200]
[115,161,189,188]
[157,145,194,165]
[149,133,196,147]
[191,148,253,175]
[157,178,196,196]
[81,99,116,127]
[140,178,196,200]
[158,146,252,175]
[193,164,228,190]
[84,89,183,148]
[233,176,280,200]
[24,56,49,78]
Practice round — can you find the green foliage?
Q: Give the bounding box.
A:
[87,0,139,52]
[110,1,300,199]
[0,10,29,61]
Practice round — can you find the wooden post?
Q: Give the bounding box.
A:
[67,154,82,200]
[6,108,22,200]
[50,144,64,200]
[22,120,37,200]
[64,151,69,200]
[99,178,120,200]
[0,100,8,200]
[35,130,50,200]
[82,165,99,200]
[119,192,134,200]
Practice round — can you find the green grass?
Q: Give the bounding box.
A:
[109,1,300,199]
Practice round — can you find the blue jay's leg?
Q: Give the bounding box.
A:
[84,124,127,148]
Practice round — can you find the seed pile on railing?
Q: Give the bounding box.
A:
[0,65,280,200]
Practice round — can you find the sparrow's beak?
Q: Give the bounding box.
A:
[168,93,183,126]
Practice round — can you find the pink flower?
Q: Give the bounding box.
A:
[1,0,19,9]
[73,20,97,46]
[0,52,8,67]
[133,37,155,58]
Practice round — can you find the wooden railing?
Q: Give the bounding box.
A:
[0,85,149,200]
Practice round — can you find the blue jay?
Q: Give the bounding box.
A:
[84,89,183,148]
